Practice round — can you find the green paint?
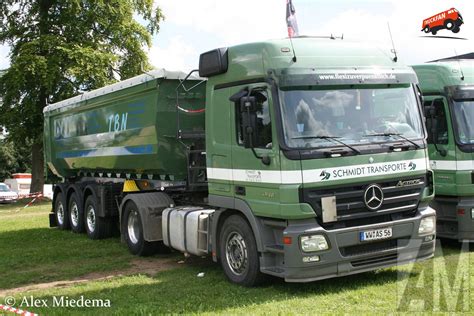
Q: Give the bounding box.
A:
[413,61,474,197]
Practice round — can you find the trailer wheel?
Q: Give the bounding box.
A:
[84,195,112,239]
[122,201,158,256]
[68,192,84,233]
[219,215,264,286]
[55,192,69,230]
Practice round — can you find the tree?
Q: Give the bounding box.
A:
[0,0,164,193]
[0,138,32,181]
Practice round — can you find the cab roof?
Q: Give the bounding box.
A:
[412,60,474,94]
[208,37,414,86]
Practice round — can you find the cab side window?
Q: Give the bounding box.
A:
[236,90,272,148]
[424,99,448,144]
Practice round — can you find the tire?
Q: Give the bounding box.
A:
[219,215,265,287]
[444,20,454,30]
[431,30,437,35]
[84,195,112,240]
[54,192,70,230]
[122,201,160,256]
[68,192,85,233]
[452,26,460,33]
[423,26,430,33]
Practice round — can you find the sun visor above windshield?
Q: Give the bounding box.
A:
[274,68,418,87]
[445,85,474,100]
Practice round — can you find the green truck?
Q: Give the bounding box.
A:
[413,59,473,241]
[44,38,436,286]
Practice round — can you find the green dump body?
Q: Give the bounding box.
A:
[43,70,206,180]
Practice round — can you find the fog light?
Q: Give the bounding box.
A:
[419,216,436,236]
[471,208,474,219]
[302,255,320,263]
[300,235,329,252]
[424,235,434,242]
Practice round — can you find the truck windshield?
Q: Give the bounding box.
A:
[0,184,9,192]
[279,86,423,149]
[452,100,474,144]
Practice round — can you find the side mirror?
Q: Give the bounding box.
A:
[240,96,258,149]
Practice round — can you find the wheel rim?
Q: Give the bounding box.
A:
[70,202,79,227]
[447,22,453,29]
[127,210,140,244]
[86,206,96,233]
[225,232,248,276]
[57,202,65,225]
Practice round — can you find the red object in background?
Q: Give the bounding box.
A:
[12,173,32,179]
[421,8,463,35]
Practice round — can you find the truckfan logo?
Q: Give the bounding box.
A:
[421,8,463,35]
[408,162,416,170]
[364,184,384,210]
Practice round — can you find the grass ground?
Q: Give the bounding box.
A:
[0,200,472,315]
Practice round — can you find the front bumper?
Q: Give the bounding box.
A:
[279,207,436,282]
[0,197,18,204]
[432,196,474,242]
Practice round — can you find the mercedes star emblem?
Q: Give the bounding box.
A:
[364,184,384,210]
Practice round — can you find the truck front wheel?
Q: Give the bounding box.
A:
[84,195,112,239]
[444,20,454,30]
[54,192,69,230]
[122,201,159,256]
[219,215,264,286]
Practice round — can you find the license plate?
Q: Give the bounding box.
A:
[360,227,392,242]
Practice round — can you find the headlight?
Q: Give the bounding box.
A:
[471,208,474,219]
[300,235,329,252]
[418,216,436,235]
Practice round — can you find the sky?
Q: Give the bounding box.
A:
[0,0,473,72]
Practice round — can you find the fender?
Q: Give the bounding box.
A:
[119,192,174,242]
[209,195,266,260]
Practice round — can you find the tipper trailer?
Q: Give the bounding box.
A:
[45,38,436,286]
[413,60,474,241]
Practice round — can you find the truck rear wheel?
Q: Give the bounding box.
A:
[423,26,430,33]
[55,192,69,230]
[219,215,264,287]
[122,201,159,256]
[84,195,112,239]
[68,192,84,233]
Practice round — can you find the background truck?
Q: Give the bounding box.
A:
[44,38,436,286]
[421,8,463,35]
[413,59,474,241]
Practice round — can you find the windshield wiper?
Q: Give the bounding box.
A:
[292,135,361,154]
[363,132,420,149]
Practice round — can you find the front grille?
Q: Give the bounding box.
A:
[300,176,425,228]
[340,238,410,257]
[351,254,398,267]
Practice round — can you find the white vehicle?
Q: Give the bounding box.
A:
[0,183,19,203]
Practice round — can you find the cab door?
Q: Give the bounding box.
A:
[423,96,457,195]
[230,84,282,217]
